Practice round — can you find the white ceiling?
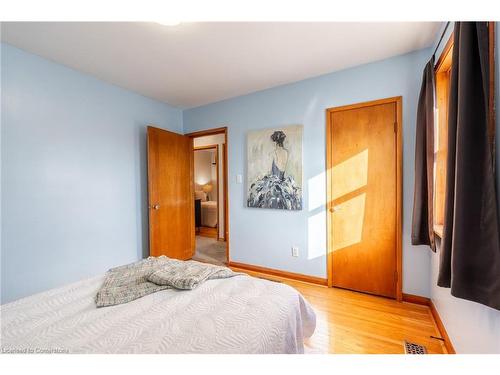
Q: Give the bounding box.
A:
[1,22,441,108]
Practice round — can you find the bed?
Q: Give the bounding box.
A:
[0,272,316,354]
[201,200,218,228]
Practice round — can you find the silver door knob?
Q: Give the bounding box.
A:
[151,204,160,210]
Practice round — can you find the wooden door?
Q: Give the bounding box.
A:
[147,126,195,259]
[326,97,402,299]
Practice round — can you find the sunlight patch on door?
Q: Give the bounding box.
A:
[333,193,366,251]
[332,149,368,200]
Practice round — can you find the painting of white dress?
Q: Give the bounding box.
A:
[247,125,303,210]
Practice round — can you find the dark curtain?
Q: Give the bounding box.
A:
[438,22,500,310]
[411,57,436,251]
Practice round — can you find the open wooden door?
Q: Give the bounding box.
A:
[147,126,195,259]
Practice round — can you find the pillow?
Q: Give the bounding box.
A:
[195,190,207,201]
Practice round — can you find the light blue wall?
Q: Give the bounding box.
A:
[429,22,500,353]
[3,25,499,351]
[184,48,432,297]
[1,43,183,303]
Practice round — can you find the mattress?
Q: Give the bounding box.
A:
[0,273,316,354]
[201,200,218,228]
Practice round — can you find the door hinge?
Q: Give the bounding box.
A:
[394,122,398,133]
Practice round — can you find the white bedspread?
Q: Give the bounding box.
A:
[0,274,316,354]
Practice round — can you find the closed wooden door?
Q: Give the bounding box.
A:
[327,97,401,299]
[147,126,195,259]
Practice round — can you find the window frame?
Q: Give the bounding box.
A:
[433,34,453,238]
[432,22,496,239]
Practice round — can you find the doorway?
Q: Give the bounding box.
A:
[194,145,219,239]
[326,97,402,300]
[187,127,229,266]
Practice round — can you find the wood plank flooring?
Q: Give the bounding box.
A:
[197,226,218,239]
[230,267,447,354]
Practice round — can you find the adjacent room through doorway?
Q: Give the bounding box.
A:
[189,128,229,266]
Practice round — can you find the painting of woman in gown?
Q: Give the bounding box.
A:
[247,126,302,210]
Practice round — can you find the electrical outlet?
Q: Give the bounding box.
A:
[291,246,299,257]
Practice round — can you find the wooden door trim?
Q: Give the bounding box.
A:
[194,144,217,151]
[186,127,228,138]
[147,127,155,256]
[187,127,230,263]
[215,145,219,238]
[221,143,228,244]
[325,96,403,301]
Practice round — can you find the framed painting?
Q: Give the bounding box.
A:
[247,125,303,210]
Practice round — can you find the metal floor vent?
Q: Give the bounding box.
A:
[404,341,427,354]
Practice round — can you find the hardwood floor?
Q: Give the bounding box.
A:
[230,267,447,354]
[197,226,218,239]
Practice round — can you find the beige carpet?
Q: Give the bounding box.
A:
[192,236,227,266]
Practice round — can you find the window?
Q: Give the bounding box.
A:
[433,22,495,239]
[433,37,453,238]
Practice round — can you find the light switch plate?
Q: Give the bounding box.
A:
[236,174,243,184]
[292,246,299,257]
